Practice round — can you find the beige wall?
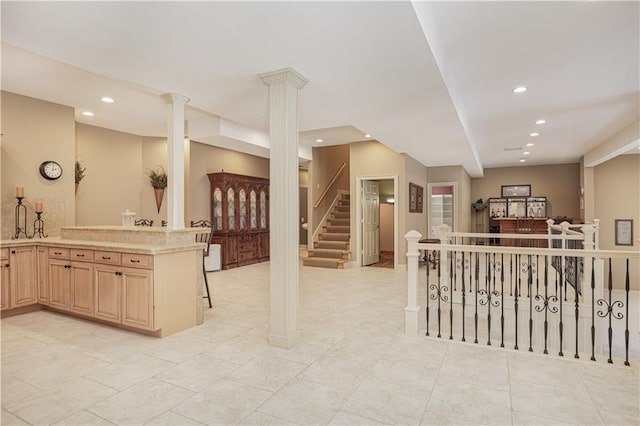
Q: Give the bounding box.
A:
[1,92,76,238]
[350,141,407,264]
[404,154,428,239]
[76,123,146,226]
[189,140,269,224]
[594,154,639,290]
[380,203,395,252]
[471,164,581,223]
[309,145,350,234]
[427,165,472,233]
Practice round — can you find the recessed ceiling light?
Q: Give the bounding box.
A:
[526,143,535,147]
[315,139,323,143]
[82,111,95,117]
[512,86,527,93]
[535,119,546,125]
[100,97,114,103]
[529,132,539,137]
[519,159,527,163]
[523,151,530,155]
[365,134,371,138]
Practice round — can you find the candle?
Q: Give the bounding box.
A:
[16,187,24,197]
[35,202,43,212]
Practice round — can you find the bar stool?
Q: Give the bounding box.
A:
[191,220,213,308]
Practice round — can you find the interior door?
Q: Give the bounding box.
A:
[362,180,380,265]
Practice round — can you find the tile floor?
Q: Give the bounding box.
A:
[2,261,639,425]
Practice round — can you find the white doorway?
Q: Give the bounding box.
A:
[428,182,457,238]
[355,175,399,269]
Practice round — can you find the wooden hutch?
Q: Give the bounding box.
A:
[207,172,269,269]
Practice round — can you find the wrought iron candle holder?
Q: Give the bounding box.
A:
[12,197,32,239]
[32,211,47,238]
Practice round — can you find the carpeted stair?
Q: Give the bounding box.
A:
[304,193,350,269]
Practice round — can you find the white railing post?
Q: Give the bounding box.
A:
[438,224,451,293]
[405,230,422,337]
[592,218,600,250]
[546,218,555,248]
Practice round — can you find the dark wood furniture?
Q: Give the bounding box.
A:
[207,172,269,270]
[134,219,154,226]
[494,218,548,247]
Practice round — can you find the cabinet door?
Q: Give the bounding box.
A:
[37,247,48,304]
[121,267,154,330]
[1,254,10,310]
[94,265,121,323]
[11,247,38,307]
[48,259,71,310]
[70,261,94,316]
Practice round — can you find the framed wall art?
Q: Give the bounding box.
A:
[615,219,633,246]
[409,182,423,213]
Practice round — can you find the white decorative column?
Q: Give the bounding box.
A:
[160,93,190,230]
[260,67,308,348]
[405,230,423,337]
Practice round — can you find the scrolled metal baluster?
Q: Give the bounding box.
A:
[573,256,580,359]
[558,255,564,357]
[459,252,468,342]
[514,254,520,350]
[436,250,442,338]
[528,255,534,352]
[449,251,454,340]
[597,258,625,364]
[624,259,630,366]
[534,256,558,355]
[426,250,430,337]
[590,257,596,361]
[500,253,505,348]
[474,252,480,344]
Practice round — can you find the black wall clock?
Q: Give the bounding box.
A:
[39,161,63,180]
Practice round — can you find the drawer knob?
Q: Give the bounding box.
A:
[76,254,85,257]
[54,252,62,255]
[102,256,111,260]
[130,259,141,263]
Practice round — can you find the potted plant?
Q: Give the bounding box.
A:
[471,198,489,233]
[75,160,86,194]
[146,165,167,213]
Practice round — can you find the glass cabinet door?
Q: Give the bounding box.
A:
[239,189,247,230]
[250,190,257,229]
[213,188,223,230]
[227,188,235,231]
[260,190,267,229]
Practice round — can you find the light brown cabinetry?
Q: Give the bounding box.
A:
[1,248,10,310]
[36,247,48,304]
[208,172,269,269]
[48,258,70,310]
[94,253,154,331]
[10,246,38,308]
[47,247,94,314]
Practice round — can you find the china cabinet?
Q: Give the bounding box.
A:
[208,172,269,269]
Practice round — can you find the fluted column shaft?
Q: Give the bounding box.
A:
[161,93,190,230]
[260,68,308,348]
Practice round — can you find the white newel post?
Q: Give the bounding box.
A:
[260,68,308,348]
[405,230,422,337]
[160,93,190,230]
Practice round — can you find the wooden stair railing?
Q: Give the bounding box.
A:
[314,162,346,209]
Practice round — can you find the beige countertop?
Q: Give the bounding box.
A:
[1,226,208,255]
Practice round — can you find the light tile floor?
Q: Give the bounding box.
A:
[2,261,639,425]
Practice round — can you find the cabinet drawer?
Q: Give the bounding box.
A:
[0,248,7,259]
[94,251,121,266]
[70,249,93,262]
[239,251,257,262]
[239,241,257,251]
[48,247,70,259]
[122,253,152,269]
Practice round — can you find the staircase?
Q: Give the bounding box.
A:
[303,192,350,269]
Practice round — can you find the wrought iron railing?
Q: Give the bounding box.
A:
[405,223,639,366]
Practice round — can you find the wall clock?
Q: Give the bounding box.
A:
[39,160,63,180]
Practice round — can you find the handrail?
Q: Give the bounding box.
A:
[314,162,346,208]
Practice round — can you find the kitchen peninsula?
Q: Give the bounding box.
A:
[0,226,206,337]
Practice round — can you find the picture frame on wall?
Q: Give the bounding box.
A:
[501,184,531,198]
[615,219,633,246]
[409,182,423,213]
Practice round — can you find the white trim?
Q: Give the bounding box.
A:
[355,174,399,270]
[427,181,458,237]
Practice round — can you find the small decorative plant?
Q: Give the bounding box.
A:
[75,160,87,184]
[146,166,167,189]
[471,198,489,212]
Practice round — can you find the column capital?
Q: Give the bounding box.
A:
[259,67,309,89]
[160,93,191,106]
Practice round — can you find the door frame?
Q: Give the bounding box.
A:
[355,174,399,269]
[427,181,458,237]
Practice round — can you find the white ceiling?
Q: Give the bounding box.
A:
[2,1,638,177]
